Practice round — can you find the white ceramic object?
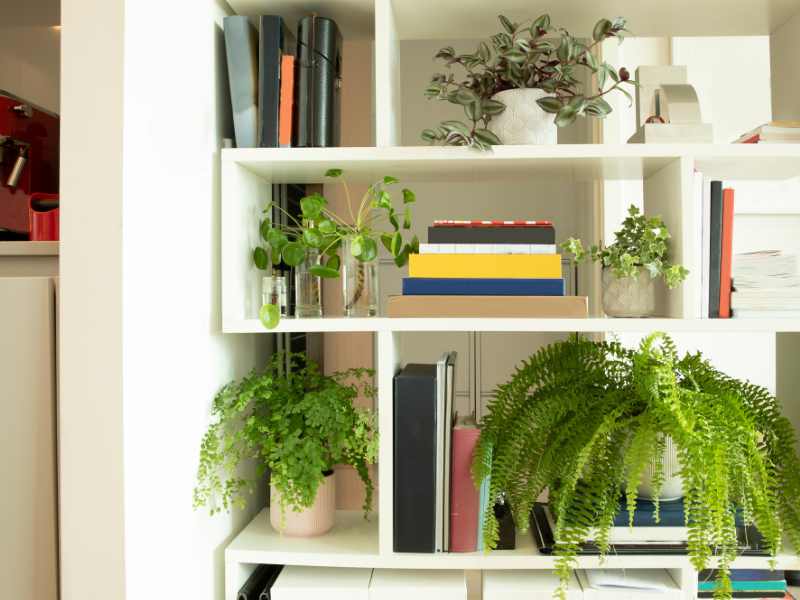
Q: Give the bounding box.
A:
[602,269,656,318]
[270,471,336,537]
[638,436,684,501]
[487,89,557,145]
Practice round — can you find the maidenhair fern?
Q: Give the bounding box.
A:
[473,333,800,600]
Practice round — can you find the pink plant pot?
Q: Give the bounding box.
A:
[269,471,336,537]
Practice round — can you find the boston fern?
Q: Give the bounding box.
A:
[194,351,378,519]
[562,204,689,288]
[473,333,800,600]
[422,14,635,149]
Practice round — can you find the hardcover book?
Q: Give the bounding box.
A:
[258,16,295,148]
[387,295,588,318]
[408,254,562,279]
[719,187,735,318]
[709,181,723,318]
[402,278,565,297]
[223,16,259,148]
[449,415,479,552]
[428,225,556,245]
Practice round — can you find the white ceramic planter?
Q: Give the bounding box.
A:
[637,436,684,501]
[487,89,557,145]
[602,268,656,318]
[270,471,336,537]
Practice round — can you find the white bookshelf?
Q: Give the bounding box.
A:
[221,1,800,598]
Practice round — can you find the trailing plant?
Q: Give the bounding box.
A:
[253,169,419,327]
[473,333,800,600]
[422,14,635,149]
[562,204,689,288]
[194,351,378,519]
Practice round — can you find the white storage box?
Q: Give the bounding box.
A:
[576,569,681,600]
[368,569,467,600]
[271,566,373,600]
[483,570,583,600]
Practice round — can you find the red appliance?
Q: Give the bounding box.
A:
[0,90,59,239]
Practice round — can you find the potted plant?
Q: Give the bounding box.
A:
[422,14,636,149]
[562,205,688,317]
[473,333,800,600]
[253,169,418,325]
[193,351,378,537]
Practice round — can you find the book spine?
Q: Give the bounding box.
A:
[433,219,554,227]
[701,176,712,318]
[709,181,724,318]
[393,368,437,553]
[224,16,258,149]
[719,188,735,318]
[402,277,565,296]
[259,16,292,148]
[419,243,557,255]
[428,226,556,245]
[408,254,562,279]
[278,55,295,148]
[450,427,480,552]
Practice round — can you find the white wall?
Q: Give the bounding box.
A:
[0,25,60,112]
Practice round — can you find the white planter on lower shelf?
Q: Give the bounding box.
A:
[488,89,558,145]
[269,470,336,537]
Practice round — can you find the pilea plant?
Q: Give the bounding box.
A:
[422,14,636,149]
[193,351,378,519]
[562,204,689,288]
[473,333,800,600]
[253,169,419,326]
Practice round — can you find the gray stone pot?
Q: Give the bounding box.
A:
[602,268,656,318]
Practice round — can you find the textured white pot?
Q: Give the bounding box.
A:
[602,268,656,318]
[269,471,336,537]
[487,89,557,145]
[637,436,684,501]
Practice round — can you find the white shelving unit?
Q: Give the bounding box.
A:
[221,1,800,598]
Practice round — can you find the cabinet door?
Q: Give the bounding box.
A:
[0,277,58,600]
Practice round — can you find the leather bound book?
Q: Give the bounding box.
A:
[258,16,295,148]
[449,417,480,552]
[719,188,735,318]
[708,181,723,318]
[393,364,438,552]
[295,16,342,147]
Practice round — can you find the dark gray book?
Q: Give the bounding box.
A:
[295,16,342,147]
[258,16,295,148]
[427,226,556,245]
[709,181,723,318]
[394,363,438,552]
[224,16,258,148]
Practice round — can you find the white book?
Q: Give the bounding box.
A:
[692,171,704,318]
[701,175,712,318]
[418,243,557,255]
[483,570,583,600]
[434,351,456,552]
[272,566,373,600]
[369,570,467,600]
[577,569,681,600]
[733,309,800,318]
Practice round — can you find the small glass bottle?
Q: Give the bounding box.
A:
[294,249,323,318]
[262,272,288,316]
[342,238,379,317]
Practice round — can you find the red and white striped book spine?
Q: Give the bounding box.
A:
[433,219,554,228]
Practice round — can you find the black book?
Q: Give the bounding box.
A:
[237,564,282,600]
[427,226,556,245]
[393,363,437,552]
[709,180,724,318]
[258,16,295,148]
[295,15,342,148]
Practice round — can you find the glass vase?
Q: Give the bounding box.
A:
[262,274,288,317]
[294,250,322,318]
[342,238,379,317]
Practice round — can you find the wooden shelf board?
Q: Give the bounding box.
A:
[0,241,59,256]
[223,317,800,334]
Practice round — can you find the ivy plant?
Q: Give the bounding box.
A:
[562,204,689,288]
[193,351,378,520]
[422,14,636,149]
[473,333,800,600]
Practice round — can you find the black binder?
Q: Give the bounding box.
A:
[236,564,282,600]
[295,15,342,147]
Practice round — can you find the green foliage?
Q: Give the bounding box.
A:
[562,204,689,289]
[473,333,800,600]
[422,14,635,149]
[194,352,379,519]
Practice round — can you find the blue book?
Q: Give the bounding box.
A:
[700,569,786,582]
[613,498,686,527]
[402,278,565,296]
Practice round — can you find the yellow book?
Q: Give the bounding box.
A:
[408,254,562,279]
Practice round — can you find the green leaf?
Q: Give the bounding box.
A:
[536,96,563,114]
[421,129,438,143]
[373,190,392,210]
[253,246,270,270]
[592,18,613,42]
[309,265,340,278]
[532,14,550,33]
[260,219,272,242]
[389,212,400,230]
[454,89,479,105]
[300,193,326,220]
[410,235,420,254]
[258,303,280,330]
[584,97,612,117]
[360,237,378,262]
[267,229,288,250]
[380,233,393,253]
[555,104,578,128]
[482,99,505,116]
[504,49,527,64]
[303,229,323,248]
[403,206,412,229]
[350,236,363,257]
[325,168,343,178]
[464,101,481,122]
[383,175,399,185]
[391,231,402,256]
[477,42,491,62]
[473,128,502,146]
[498,15,515,34]
[393,245,411,267]
[442,120,471,137]
[281,242,306,266]
[318,219,336,235]
[402,188,416,204]
[325,254,340,271]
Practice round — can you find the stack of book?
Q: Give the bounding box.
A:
[694,177,736,318]
[735,122,800,144]
[698,570,788,599]
[387,220,588,318]
[731,251,800,318]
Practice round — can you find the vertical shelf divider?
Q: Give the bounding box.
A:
[377,328,400,556]
[374,0,402,147]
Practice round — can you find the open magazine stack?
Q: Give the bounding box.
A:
[732,251,800,319]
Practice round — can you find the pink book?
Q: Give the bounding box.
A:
[449,416,480,552]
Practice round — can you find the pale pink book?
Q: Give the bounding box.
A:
[449,416,480,552]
